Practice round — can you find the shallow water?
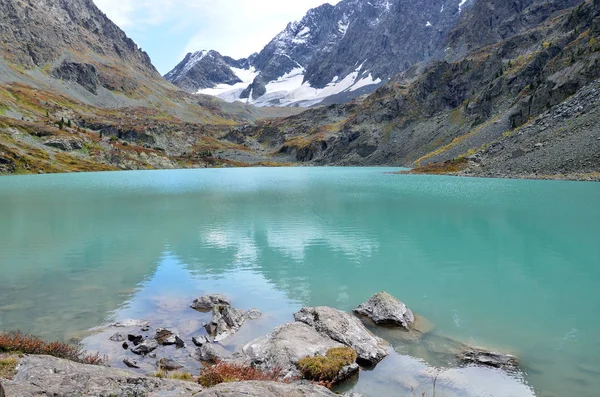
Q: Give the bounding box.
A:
[0,167,599,396]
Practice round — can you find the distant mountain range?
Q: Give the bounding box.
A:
[0,0,597,180]
[165,0,474,107]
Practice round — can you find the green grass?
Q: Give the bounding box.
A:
[0,355,19,379]
[297,347,357,383]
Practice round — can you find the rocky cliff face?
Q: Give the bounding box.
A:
[232,0,600,179]
[0,0,160,94]
[166,0,471,107]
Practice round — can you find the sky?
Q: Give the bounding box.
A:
[94,0,340,75]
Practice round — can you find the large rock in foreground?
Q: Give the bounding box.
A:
[1,355,202,397]
[242,322,345,379]
[205,305,247,342]
[294,306,390,366]
[194,381,338,397]
[354,292,415,329]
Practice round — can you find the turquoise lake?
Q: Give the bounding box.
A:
[1,167,599,396]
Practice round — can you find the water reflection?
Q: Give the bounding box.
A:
[0,168,599,397]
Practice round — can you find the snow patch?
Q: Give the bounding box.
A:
[350,73,382,92]
[198,59,380,107]
[459,0,468,12]
[338,19,350,37]
[426,21,432,27]
[197,66,258,102]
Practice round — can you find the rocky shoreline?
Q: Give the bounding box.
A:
[0,292,521,396]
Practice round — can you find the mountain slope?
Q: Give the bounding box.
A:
[228,0,599,179]
[166,0,472,107]
[0,0,300,175]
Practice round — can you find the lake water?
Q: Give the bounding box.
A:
[0,167,599,396]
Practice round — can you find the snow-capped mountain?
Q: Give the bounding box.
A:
[165,0,474,107]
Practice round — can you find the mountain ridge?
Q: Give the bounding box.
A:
[165,0,473,107]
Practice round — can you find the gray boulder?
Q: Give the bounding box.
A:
[1,355,202,396]
[354,292,415,329]
[191,294,231,312]
[242,322,345,379]
[458,348,518,370]
[294,306,390,366]
[193,380,337,397]
[205,305,246,342]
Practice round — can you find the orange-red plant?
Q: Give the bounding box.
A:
[198,362,290,387]
[0,331,106,365]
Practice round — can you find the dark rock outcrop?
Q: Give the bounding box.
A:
[51,62,100,94]
[43,138,84,152]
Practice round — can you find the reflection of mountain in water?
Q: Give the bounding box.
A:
[0,169,598,397]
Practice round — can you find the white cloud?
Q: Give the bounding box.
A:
[94,0,341,60]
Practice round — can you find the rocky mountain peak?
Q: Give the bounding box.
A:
[166,0,470,107]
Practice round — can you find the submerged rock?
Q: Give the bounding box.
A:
[458,348,518,370]
[242,322,345,379]
[157,358,183,371]
[155,328,175,345]
[294,306,390,366]
[194,380,337,397]
[205,305,246,342]
[154,328,185,348]
[191,343,233,363]
[354,292,415,329]
[246,308,263,320]
[2,355,202,396]
[130,339,158,355]
[122,358,139,369]
[109,332,127,342]
[192,335,212,347]
[191,294,231,312]
[110,319,150,328]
